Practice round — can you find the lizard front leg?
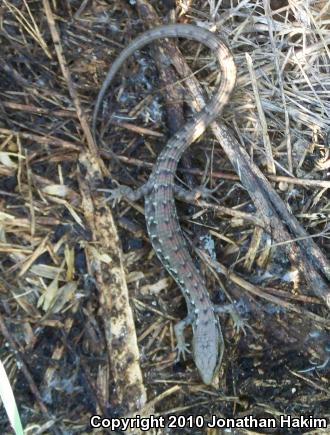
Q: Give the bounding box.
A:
[174,314,193,360]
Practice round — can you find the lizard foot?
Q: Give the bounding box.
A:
[99,181,136,206]
[174,317,192,361]
[175,341,191,362]
[214,302,247,335]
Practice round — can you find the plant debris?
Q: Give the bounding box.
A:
[1,0,330,433]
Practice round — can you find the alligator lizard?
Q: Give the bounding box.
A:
[92,24,237,384]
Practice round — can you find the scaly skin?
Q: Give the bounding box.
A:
[92,24,237,384]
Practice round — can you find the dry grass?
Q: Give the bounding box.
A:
[0,0,330,433]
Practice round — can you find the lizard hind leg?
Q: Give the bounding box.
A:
[173,182,223,203]
[99,179,153,206]
[173,150,224,203]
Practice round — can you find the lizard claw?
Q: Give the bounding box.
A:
[174,317,192,361]
[232,313,247,335]
[175,342,191,362]
[192,183,223,201]
[214,302,248,335]
[99,182,135,206]
[226,304,248,335]
[190,151,223,201]
[106,187,125,206]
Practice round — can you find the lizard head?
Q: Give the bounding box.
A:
[192,316,224,385]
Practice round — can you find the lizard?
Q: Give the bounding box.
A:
[92,24,238,385]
